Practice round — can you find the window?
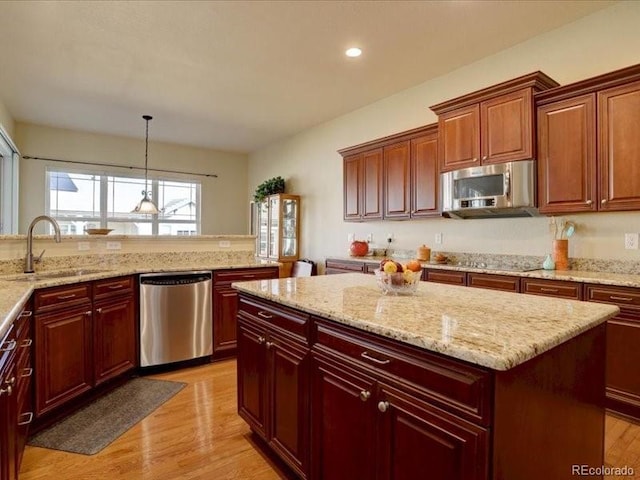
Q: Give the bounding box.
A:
[0,125,19,234]
[46,169,200,235]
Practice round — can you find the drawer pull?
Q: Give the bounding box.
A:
[6,376,15,386]
[266,341,274,350]
[96,308,103,314]
[242,274,256,278]
[378,401,389,413]
[0,385,12,396]
[17,412,34,426]
[609,295,634,302]
[19,310,33,318]
[85,311,92,316]
[0,339,16,352]
[21,339,32,348]
[57,294,76,300]
[21,368,33,378]
[361,351,391,365]
[257,336,266,345]
[257,311,274,319]
[107,285,123,290]
[359,390,371,402]
[540,287,559,293]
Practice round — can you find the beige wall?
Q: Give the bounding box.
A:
[15,122,249,234]
[248,2,640,263]
[0,100,14,138]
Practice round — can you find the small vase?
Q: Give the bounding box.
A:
[543,254,555,270]
[553,239,569,270]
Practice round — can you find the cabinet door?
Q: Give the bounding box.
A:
[425,269,467,286]
[35,307,93,416]
[362,149,383,220]
[377,386,488,480]
[481,89,533,164]
[411,132,439,217]
[383,141,411,219]
[93,296,136,386]
[0,357,17,480]
[438,104,480,172]
[267,331,309,478]
[237,319,267,438]
[606,317,640,418]
[343,154,362,220]
[310,354,376,480]
[213,286,239,356]
[598,81,640,211]
[537,94,597,214]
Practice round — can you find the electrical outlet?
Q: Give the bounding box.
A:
[625,233,639,250]
[218,240,231,247]
[386,233,394,243]
[367,233,373,243]
[435,233,443,244]
[106,241,121,250]
[348,233,355,242]
[77,242,90,251]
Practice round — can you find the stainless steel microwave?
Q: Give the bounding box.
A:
[441,160,537,219]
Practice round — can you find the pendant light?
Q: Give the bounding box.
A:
[132,115,160,214]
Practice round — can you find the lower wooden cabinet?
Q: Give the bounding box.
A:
[0,325,17,480]
[467,273,520,292]
[213,268,279,358]
[424,268,467,286]
[237,295,310,479]
[324,259,365,275]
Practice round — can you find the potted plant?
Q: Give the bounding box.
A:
[253,176,285,203]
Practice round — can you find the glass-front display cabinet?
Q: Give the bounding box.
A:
[256,194,300,265]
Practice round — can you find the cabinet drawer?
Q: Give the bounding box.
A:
[325,260,364,273]
[93,276,134,300]
[238,295,310,343]
[34,283,92,313]
[585,284,640,320]
[313,319,491,425]
[214,267,278,286]
[425,269,467,286]
[521,278,582,300]
[14,307,33,341]
[467,273,520,292]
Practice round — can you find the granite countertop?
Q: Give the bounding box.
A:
[329,255,640,288]
[0,259,279,341]
[232,273,619,371]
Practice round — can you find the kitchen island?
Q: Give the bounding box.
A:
[233,273,619,480]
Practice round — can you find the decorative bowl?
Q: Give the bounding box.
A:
[374,269,420,296]
[85,228,113,235]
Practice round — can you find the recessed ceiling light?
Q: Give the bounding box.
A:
[345,47,362,58]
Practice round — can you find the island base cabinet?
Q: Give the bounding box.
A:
[35,307,93,417]
[605,318,640,419]
[310,352,488,480]
[237,312,310,479]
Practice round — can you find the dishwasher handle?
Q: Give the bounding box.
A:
[140,272,212,286]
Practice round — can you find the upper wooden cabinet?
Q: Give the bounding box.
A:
[340,124,439,221]
[430,72,559,173]
[536,64,640,214]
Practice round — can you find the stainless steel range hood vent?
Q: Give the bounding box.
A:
[442,206,539,219]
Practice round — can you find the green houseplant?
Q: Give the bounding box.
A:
[253,176,285,203]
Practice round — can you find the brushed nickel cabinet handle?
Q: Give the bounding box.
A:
[0,339,16,352]
[586,200,593,205]
[361,351,391,365]
[21,368,33,378]
[601,199,608,204]
[359,390,371,402]
[257,336,266,345]
[85,310,92,316]
[242,274,256,278]
[6,376,15,385]
[96,308,103,314]
[265,341,274,349]
[21,339,32,348]
[0,385,12,396]
[17,412,33,426]
[19,310,33,318]
[482,155,488,160]
[107,285,123,290]
[378,401,389,413]
[610,296,633,302]
[540,287,559,293]
[472,157,478,162]
[257,311,274,319]
[57,294,76,300]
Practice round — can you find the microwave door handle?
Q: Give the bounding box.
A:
[504,170,511,198]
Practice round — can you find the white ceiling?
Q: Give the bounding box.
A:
[0,0,615,153]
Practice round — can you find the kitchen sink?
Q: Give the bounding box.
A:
[5,269,111,282]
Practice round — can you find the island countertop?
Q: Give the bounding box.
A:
[232,273,619,371]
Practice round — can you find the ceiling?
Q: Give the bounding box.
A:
[0,0,616,153]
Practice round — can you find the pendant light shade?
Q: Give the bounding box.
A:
[132,115,160,214]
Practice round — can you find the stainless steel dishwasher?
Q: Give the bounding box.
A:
[139,271,212,367]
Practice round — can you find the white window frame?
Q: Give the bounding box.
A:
[45,167,201,235]
[0,124,19,234]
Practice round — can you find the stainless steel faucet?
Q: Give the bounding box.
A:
[24,215,62,273]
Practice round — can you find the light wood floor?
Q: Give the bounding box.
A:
[19,360,640,479]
